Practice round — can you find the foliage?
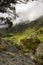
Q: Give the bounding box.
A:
[34,55,43,65]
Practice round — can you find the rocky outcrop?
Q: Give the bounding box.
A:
[0,39,35,65]
[36,43,43,55]
[34,43,43,65]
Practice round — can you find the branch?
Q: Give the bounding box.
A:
[16,0,27,4]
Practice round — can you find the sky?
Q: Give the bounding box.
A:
[13,1,43,25]
[0,0,43,26]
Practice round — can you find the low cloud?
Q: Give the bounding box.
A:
[16,1,43,22]
[0,1,43,26]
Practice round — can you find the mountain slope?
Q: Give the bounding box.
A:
[2,16,43,43]
[0,16,43,65]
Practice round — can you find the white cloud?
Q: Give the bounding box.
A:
[14,1,43,24]
[28,2,43,21]
[0,1,43,26]
[16,1,37,13]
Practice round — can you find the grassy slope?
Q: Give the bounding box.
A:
[3,16,43,43]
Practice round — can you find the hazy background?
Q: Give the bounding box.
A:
[0,0,43,26]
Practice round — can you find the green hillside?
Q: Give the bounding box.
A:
[0,16,43,65]
[0,16,42,54]
[3,16,43,43]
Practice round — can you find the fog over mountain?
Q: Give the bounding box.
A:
[0,0,43,26]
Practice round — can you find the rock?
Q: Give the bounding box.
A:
[36,43,43,55]
[0,51,35,65]
[34,43,43,65]
[0,39,35,65]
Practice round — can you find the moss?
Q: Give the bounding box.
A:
[34,55,43,65]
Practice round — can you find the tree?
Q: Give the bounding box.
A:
[0,0,34,29]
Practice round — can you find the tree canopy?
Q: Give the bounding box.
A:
[0,0,34,29]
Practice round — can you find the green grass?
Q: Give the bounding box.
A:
[37,34,43,42]
[3,26,43,44]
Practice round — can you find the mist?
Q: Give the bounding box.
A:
[0,1,43,26]
[15,1,43,24]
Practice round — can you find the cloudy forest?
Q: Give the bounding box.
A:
[0,0,43,65]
